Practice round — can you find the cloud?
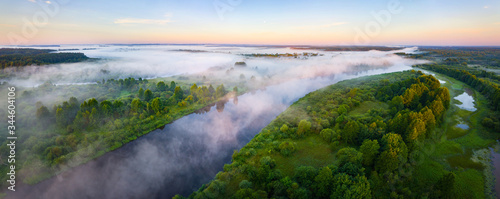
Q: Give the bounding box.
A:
[163,13,173,18]
[45,1,51,4]
[484,5,489,9]
[27,0,36,2]
[114,18,171,25]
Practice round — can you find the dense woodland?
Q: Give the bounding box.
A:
[417,63,500,134]
[0,48,89,69]
[405,47,500,131]
[290,46,404,52]
[399,47,500,69]
[0,76,234,186]
[181,71,453,198]
[242,52,322,58]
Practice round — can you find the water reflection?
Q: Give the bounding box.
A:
[491,144,500,197]
[454,91,477,112]
[456,123,469,130]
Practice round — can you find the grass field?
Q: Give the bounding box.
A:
[412,70,499,198]
[348,101,388,117]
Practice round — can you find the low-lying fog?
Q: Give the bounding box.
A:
[2,44,429,199]
[0,45,424,88]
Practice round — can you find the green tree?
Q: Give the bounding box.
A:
[294,166,318,188]
[89,108,98,126]
[208,84,216,96]
[376,133,408,173]
[320,128,335,142]
[144,89,153,101]
[331,173,371,199]
[337,147,362,166]
[297,120,311,137]
[360,139,380,166]
[151,98,161,114]
[342,120,360,144]
[36,105,50,121]
[170,81,176,91]
[313,166,333,198]
[174,86,184,101]
[389,96,404,114]
[280,124,289,134]
[131,98,142,113]
[239,180,252,189]
[157,81,166,91]
[190,84,198,96]
[55,107,66,127]
[215,84,227,98]
[337,104,348,115]
[406,118,426,144]
[138,87,144,99]
[279,141,296,156]
[432,172,456,199]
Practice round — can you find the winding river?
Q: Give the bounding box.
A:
[7,65,412,199]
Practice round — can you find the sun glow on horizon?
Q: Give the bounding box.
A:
[0,0,499,46]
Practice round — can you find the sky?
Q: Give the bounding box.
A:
[0,0,499,46]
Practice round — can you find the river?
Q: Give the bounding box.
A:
[6,65,412,199]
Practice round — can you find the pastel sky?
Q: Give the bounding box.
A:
[0,0,499,46]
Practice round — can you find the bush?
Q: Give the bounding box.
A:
[297,120,311,137]
[320,128,335,142]
[279,141,297,156]
[239,180,252,189]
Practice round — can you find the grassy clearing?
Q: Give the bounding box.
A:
[454,169,486,199]
[415,69,499,198]
[348,101,388,117]
[272,135,337,176]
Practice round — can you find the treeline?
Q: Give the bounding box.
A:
[32,78,231,165]
[0,48,54,55]
[0,48,89,69]
[182,71,452,199]
[0,76,234,187]
[420,47,500,68]
[291,46,404,51]
[242,52,321,58]
[418,63,500,131]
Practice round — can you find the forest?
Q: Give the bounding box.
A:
[416,64,500,132]
[0,75,235,187]
[290,46,404,52]
[180,70,456,198]
[0,48,89,69]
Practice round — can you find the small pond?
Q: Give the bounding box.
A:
[454,92,477,112]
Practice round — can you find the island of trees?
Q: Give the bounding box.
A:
[0,48,89,69]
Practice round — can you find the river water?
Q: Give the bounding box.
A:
[6,64,414,199]
[454,91,477,112]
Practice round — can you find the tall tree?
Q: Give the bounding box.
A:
[144,89,153,101]
[174,86,184,101]
[138,88,144,99]
[157,81,166,91]
[360,139,380,166]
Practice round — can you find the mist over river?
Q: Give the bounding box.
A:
[4,45,424,198]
